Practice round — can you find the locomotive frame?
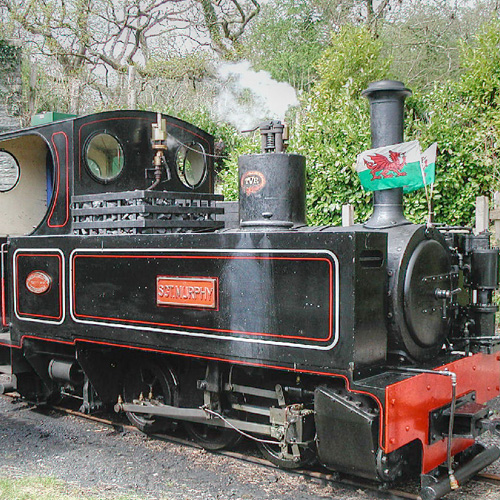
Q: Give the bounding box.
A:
[1,81,500,500]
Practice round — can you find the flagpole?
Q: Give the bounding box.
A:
[361,80,412,229]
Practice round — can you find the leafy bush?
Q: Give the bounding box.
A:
[0,40,20,75]
[405,20,500,225]
[290,22,500,227]
[166,21,500,228]
[291,27,390,225]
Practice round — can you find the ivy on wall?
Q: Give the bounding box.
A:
[0,40,22,122]
[0,40,21,76]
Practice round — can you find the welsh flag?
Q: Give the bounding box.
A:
[403,142,437,193]
[356,141,437,193]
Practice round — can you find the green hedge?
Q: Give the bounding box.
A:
[289,23,500,227]
[173,22,500,229]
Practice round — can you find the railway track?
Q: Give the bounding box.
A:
[54,403,421,500]
[2,393,500,500]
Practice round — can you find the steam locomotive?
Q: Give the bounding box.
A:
[1,80,500,500]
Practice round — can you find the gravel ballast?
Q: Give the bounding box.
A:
[0,396,351,499]
[1,395,500,499]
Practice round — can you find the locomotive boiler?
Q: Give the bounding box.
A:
[0,80,500,500]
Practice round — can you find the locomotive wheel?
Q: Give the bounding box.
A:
[122,361,176,434]
[257,440,315,469]
[184,421,242,451]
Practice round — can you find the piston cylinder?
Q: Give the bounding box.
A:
[48,359,84,385]
[471,249,499,290]
[469,247,499,336]
[238,153,306,228]
[0,379,15,394]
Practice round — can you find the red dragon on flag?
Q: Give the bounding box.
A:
[364,151,407,180]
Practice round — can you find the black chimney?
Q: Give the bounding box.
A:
[362,80,412,229]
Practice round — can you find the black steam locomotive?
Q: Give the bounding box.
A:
[1,80,500,500]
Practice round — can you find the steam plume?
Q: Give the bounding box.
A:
[215,61,298,130]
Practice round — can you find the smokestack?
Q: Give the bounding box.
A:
[362,80,412,229]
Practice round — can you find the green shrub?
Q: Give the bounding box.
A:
[291,27,390,225]
[290,22,500,227]
[405,21,500,225]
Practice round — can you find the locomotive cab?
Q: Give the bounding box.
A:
[0,134,54,237]
[73,111,216,198]
[70,111,222,237]
[0,111,222,239]
[0,132,56,337]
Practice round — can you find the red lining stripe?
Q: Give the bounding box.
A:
[72,253,334,342]
[16,253,63,321]
[1,276,6,327]
[48,132,70,228]
[1,244,5,327]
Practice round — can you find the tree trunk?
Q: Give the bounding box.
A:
[69,77,81,114]
[128,65,137,109]
[27,63,37,118]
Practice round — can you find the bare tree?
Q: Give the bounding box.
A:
[197,0,260,57]
[0,0,260,113]
[310,0,403,35]
[382,0,500,90]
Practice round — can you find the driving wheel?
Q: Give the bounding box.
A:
[122,361,176,434]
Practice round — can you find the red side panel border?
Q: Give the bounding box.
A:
[48,132,70,228]
[15,253,63,321]
[71,253,334,343]
[1,243,7,327]
[385,352,500,473]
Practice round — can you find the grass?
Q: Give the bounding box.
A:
[0,476,144,500]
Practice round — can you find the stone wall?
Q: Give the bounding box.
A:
[0,40,22,133]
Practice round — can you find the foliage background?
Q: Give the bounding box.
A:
[291,20,500,226]
[1,0,500,227]
[204,1,500,228]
